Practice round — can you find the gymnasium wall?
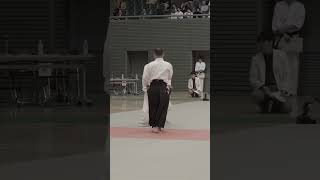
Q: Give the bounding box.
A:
[106,18,210,91]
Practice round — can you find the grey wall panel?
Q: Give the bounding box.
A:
[300,53,320,96]
[107,18,210,91]
[212,0,258,95]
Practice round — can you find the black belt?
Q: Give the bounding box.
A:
[151,79,166,83]
[274,31,300,49]
[287,30,300,37]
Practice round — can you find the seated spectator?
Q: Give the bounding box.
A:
[170,8,178,19]
[184,8,193,18]
[176,8,184,19]
[200,0,209,14]
[193,8,202,18]
[142,8,147,16]
[172,3,177,11]
[250,32,291,113]
[147,0,158,15]
[193,0,201,11]
[113,8,123,16]
[181,0,189,12]
[187,0,194,12]
[188,72,201,98]
[158,2,166,15]
[119,0,127,15]
[163,0,170,14]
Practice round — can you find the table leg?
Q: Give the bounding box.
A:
[135,81,138,95]
[82,65,92,105]
[76,67,81,99]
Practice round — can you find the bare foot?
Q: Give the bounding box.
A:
[151,128,160,133]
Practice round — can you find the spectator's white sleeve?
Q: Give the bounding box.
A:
[286,3,305,31]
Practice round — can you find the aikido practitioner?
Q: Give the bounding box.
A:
[142,48,173,133]
[139,80,173,127]
[188,71,201,97]
[195,56,206,98]
[250,32,291,113]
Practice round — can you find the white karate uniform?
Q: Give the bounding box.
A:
[272,0,305,116]
[272,0,305,95]
[195,61,206,96]
[188,77,201,95]
[140,58,173,124]
[249,51,289,93]
[176,11,184,19]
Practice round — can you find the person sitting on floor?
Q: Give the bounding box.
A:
[249,32,292,113]
[188,72,201,98]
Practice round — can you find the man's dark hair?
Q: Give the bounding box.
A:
[257,32,274,43]
[154,48,164,57]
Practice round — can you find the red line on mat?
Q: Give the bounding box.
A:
[110,127,210,141]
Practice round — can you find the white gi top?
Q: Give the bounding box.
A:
[272,1,305,33]
[142,58,173,92]
[184,11,193,18]
[176,11,184,19]
[195,61,206,72]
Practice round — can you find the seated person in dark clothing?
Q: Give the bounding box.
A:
[193,8,202,18]
[188,72,201,97]
[249,32,292,113]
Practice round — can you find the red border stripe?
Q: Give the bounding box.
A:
[110,127,210,141]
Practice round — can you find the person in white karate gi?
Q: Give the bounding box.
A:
[250,32,291,113]
[272,0,305,116]
[141,48,173,133]
[188,71,201,98]
[272,0,305,96]
[194,56,206,98]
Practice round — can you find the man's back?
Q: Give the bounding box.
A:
[143,58,173,88]
[147,58,172,80]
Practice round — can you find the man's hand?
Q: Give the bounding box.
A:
[166,85,172,94]
[144,85,150,92]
